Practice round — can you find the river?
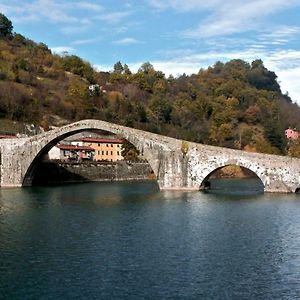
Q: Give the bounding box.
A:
[1,180,300,299]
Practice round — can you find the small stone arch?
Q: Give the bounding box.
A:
[22,120,159,186]
[199,163,265,192]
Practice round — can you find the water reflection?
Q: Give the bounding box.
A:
[1,181,300,299]
[205,178,264,196]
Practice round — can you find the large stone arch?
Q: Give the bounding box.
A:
[20,119,165,187]
[198,163,265,191]
[187,144,300,193]
[187,147,267,190]
[199,162,265,187]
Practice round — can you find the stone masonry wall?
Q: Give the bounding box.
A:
[33,161,154,185]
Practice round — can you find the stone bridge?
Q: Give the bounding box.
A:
[1,119,300,193]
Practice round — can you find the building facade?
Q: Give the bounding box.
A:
[48,144,95,161]
[285,128,299,140]
[81,138,124,161]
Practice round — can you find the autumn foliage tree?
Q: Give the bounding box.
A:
[121,141,140,160]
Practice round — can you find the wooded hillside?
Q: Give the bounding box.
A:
[1,14,300,156]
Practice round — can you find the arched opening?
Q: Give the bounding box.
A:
[200,165,264,195]
[23,128,157,187]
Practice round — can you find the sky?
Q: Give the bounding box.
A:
[1,0,300,103]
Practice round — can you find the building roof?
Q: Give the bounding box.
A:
[57,144,95,151]
[0,134,16,139]
[80,137,124,144]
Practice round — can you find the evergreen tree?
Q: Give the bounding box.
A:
[123,64,131,75]
[113,61,124,74]
[0,13,13,37]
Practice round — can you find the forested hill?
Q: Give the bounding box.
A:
[1,13,300,156]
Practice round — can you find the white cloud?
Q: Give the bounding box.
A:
[74,2,103,12]
[275,67,300,101]
[93,64,112,72]
[113,38,141,45]
[51,46,75,55]
[260,26,300,40]
[264,50,300,69]
[28,0,78,23]
[1,0,101,26]
[72,38,100,45]
[186,1,299,38]
[148,0,300,38]
[94,11,131,24]
[3,0,77,24]
[148,0,299,13]
[0,3,24,15]
[261,50,300,102]
[147,0,220,11]
[61,25,90,35]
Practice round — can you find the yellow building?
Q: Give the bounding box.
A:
[81,138,123,161]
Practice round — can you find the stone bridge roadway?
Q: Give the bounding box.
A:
[1,119,300,193]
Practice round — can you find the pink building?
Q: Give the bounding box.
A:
[285,128,299,140]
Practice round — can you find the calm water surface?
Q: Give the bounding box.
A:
[1,180,300,299]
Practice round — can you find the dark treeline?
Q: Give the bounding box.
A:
[0,13,300,156]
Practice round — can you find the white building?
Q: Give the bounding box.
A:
[48,144,95,161]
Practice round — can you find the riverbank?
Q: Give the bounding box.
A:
[33,160,155,185]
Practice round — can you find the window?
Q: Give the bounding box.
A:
[98,143,100,147]
[102,151,104,155]
[106,151,108,155]
[106,144,108,147]
[111,144,113,147]
[111,151,113,155]
[98,151,100,155]
[117,151,119,155]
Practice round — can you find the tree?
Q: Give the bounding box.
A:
[244,105,261,124]
[247,59,281,92]
[123,64,131,75]
[61,55,95,82]
[138,62,155,74]
[217,123,234,146]
[287,142,300,158]
[0,14,13,37]
[212,61,224,74]
[121,140,140,160]
[149,97,172,123]
[113,61,124,74]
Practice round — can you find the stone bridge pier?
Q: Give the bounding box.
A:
[1,119,300,193]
